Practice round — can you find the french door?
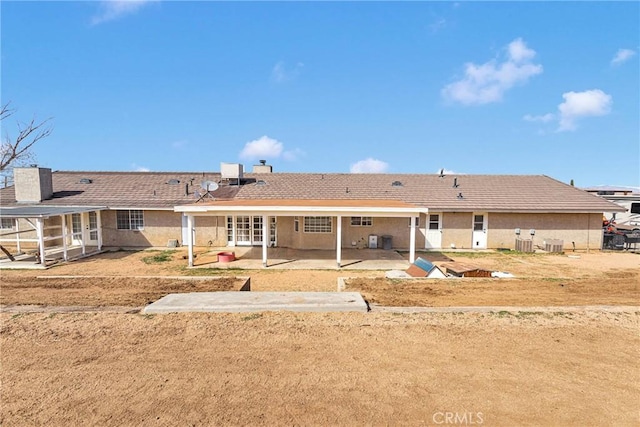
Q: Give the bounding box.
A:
[227,216,276,246]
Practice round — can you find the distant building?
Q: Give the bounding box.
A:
[584,187,640,230]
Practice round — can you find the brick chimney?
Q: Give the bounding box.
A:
[14,167,53,202]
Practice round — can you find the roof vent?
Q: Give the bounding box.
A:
[457,192,464,199]
[167,179,180,185]
[453,177,459,188]
[79,178,92,184]
[439,168,445,178]
[256,179,267,186]
[392,181,403,187]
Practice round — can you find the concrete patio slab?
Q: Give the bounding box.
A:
[143,291,369,314]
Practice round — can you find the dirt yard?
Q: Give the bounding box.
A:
[1,249,639,426]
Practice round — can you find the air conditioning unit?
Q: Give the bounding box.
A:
[220,163,244,180]
[544,239,564,253]
[515,238,533,253]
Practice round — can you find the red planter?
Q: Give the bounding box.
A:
[217,251,236,263]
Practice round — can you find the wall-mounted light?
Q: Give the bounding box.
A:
[530,229,536,236]
[515,228,521,235]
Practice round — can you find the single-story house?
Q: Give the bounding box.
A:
[0,164,624,267]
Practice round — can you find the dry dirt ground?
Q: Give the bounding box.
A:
[1,249,639,426]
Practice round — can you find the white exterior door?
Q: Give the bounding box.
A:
[472,213,488,249]
[70,213,82,245]
[425,213,442,249]
[84,212,99,245]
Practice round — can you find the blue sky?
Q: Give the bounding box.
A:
[2,1,639,188]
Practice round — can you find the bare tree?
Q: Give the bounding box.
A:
[1,102,53,186]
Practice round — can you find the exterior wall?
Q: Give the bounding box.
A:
[273,216,343,250]
[441,212,474,249]
[268,215,424,250]
[91,210,604,251]
[101,210,183,247]
[339,216,425,249]
[193,216,227,247]
[487,212,603,250]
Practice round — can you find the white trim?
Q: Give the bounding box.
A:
[262,215,268,267]
[175,205,426,216]
[187,214,194,267]
[336,215,342,268]
[409,216,416,263]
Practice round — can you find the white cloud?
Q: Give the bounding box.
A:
[271,61,304,83]
[611,48,636,66]
[131,163,150,172]
[350,158,389,174]
[441,38,543,105]
[91,0,156,25]
[523,113,554,123]
[557,89,612,131]
[239,136,284,160]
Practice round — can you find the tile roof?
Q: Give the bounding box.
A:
[0,170,624,213]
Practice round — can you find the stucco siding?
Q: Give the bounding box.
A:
[488,212,603,250]
[441,212,474,249]
[101,210,182,247]
[193,216,226,247]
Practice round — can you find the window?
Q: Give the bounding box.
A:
[408,217,421,227]
[350,216,372,227]
[227,217,234,242]
[428,214,439,230]
[116,210,144,230]
[71,213,82,235]
[1,218,14,229]
[631,203,640,214]
[294,216,299,232]
[473,215,484,231]
[89,211,98,240]
[304,216,332,233]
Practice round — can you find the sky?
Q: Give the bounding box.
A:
[2,1,639,189]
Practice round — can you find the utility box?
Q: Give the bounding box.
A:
[368,234,378,249]
[381,235,392,250]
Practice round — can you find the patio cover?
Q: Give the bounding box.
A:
[0,206,105,218]
[175,199,427,268]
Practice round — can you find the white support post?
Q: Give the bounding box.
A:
[80,214,86,255]
[61,215,68,261]
[262,215,268,267]
[15,219,21,254]
[409,216,416,264]
[36,218,45,265]
[97,210,103,251]
[336,215,342,268]
[231,216,236,246]
[187,214,194,267]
